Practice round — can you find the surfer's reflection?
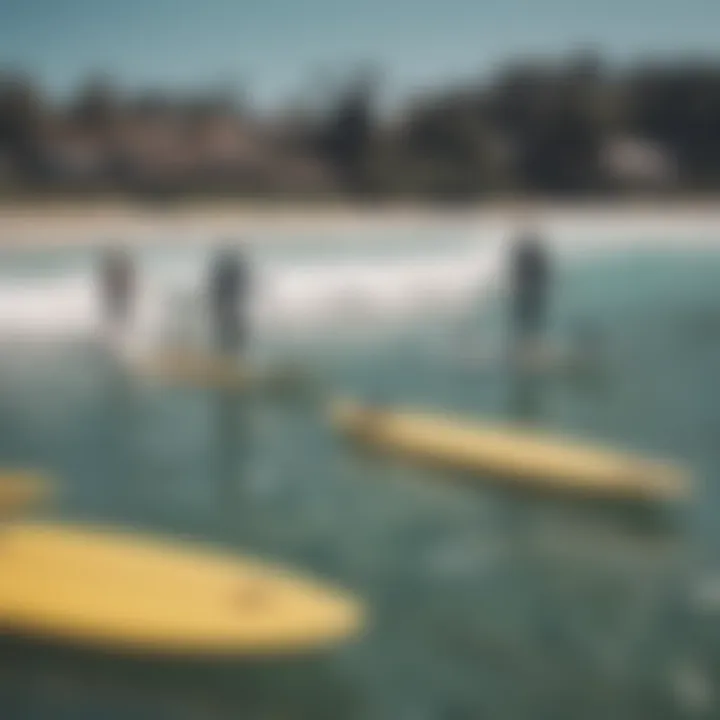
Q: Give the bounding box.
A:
[212,389,252,512]
[507,372,543,424]
[101,362,142,514]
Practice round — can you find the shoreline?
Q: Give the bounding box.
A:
[1,198,720,248]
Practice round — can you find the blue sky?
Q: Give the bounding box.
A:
[0,0,717,108]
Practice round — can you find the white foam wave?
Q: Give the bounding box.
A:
[0,214,716,349]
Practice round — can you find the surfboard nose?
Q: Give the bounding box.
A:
[622,461,691,502]
[230,574,365,651]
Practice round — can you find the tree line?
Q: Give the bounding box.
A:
[2,53,720,200]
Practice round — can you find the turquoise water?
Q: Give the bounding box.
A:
[0,240,719,719]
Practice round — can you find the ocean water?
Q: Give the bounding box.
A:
[0,221,719,719]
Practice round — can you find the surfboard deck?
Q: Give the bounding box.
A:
[128,349,308,394]
[0,522,364,657]
[329,399,689,502]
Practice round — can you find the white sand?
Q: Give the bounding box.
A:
[0,200,720,248]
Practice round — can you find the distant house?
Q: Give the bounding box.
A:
[40,123,109,183]
[601,136,676,189]
[27,104,333,195]
[110,116,194,181]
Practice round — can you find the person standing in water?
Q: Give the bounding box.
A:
[509,229,552,362]
[99,246,135,338]
[209,246,251,356]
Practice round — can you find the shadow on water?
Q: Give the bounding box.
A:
[0,635,363,720]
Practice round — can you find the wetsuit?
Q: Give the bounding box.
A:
[209,251,250,355]
[100,249,134,331]
[510,235,550,343]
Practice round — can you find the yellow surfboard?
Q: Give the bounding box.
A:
[0,472,49,514]
[130,349,306,394]
[329,399,690,502]
[0,522,364,656]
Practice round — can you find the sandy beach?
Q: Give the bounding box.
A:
[1,199,720,248]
